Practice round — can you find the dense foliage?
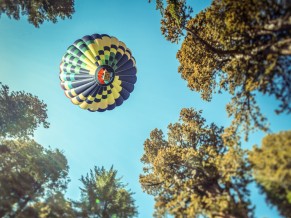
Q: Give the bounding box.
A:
[0,0,75,27]
[32,192,76,218]
[0,140,69,218]
[0,83,49,139]
[150,0,291,139]
[140,108,252,217]
[249,131,291,218]
[77,166,138,218]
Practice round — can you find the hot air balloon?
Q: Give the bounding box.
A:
[59,34,137,112]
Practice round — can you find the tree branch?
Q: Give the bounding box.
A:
[8,182,43,218]
[184,26,245,56]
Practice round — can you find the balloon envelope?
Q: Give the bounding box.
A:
[59,34,137,112]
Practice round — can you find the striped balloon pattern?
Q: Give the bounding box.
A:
[59,34,137,112]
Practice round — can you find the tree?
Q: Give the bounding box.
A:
[248,131,291,218]
[0,139,69,218]
[0,0,74,27]
[0,83,49,139]
[149,0,291,139]
[140,108,253,217]
[77,166,138,218]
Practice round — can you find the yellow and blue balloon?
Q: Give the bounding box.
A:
[59,34,137,112]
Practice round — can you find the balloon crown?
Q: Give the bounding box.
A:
[95,65,115,86]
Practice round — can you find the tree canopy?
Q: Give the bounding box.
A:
[249,131,291,218]
[0,83,49,139]
[0,139,69,218]
[140,108,252,217]
[0,0,75,27]
[77,166,138,218]
[149,0,291,139]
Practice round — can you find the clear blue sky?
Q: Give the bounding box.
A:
[0,0,290,217]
